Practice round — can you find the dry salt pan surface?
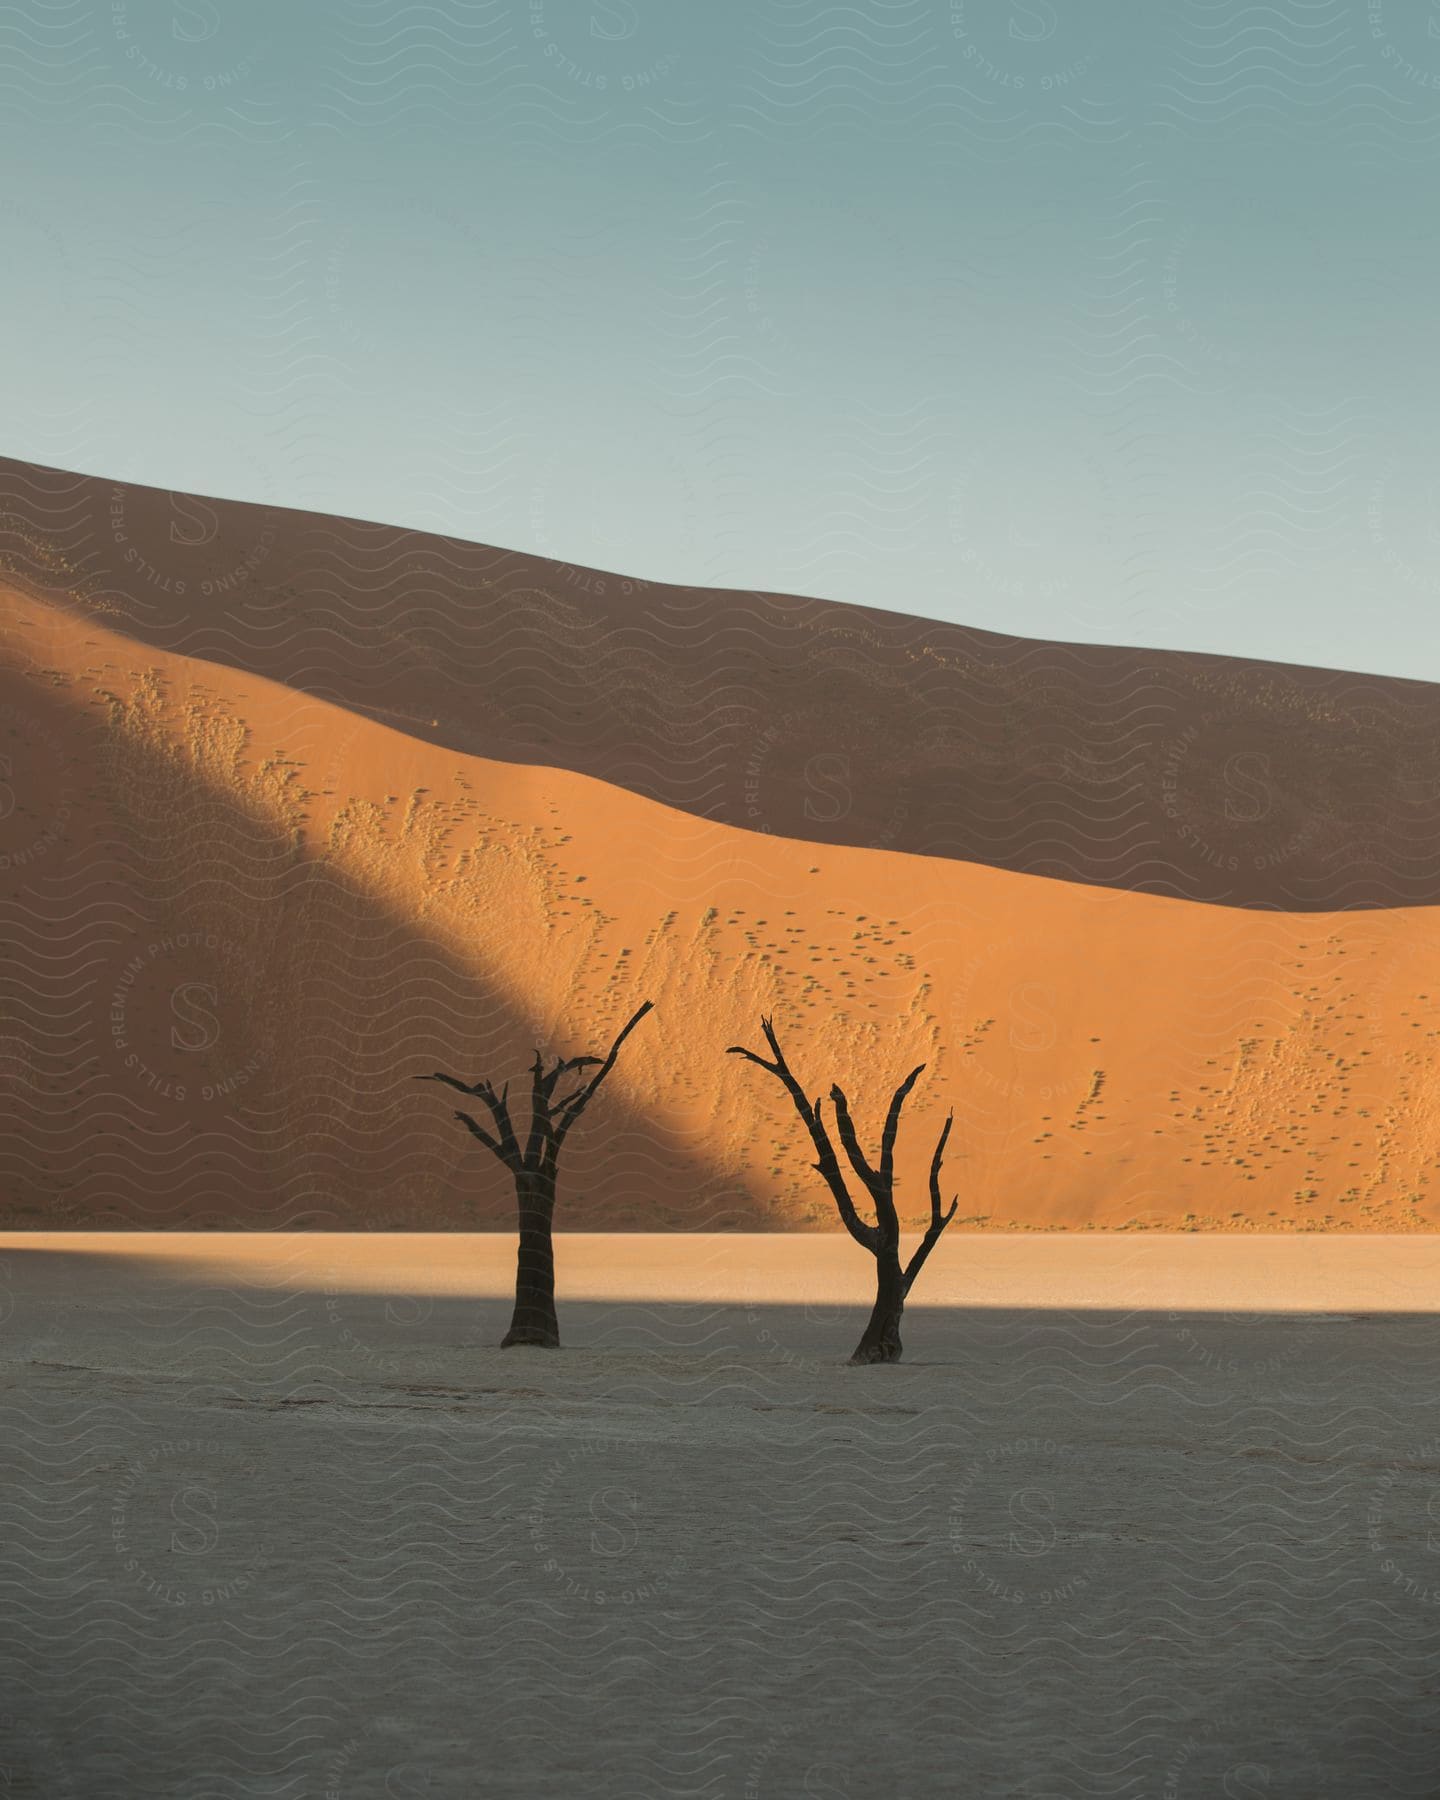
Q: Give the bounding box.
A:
[3,1233,1440,1798]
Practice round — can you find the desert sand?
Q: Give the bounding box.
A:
[2,1231,1438,1796]
[8,1228,1440,1313]
[3,591,1439,1233]
[3,452,1438,911]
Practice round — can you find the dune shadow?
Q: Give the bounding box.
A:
[5,453,1438,911]
[0,669,765,1233]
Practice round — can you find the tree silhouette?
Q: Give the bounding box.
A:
[417,1001,654,1347]
[727,1015,957,1364]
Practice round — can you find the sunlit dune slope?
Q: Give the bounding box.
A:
[3,593,1439,1232]
[3,453,1438,910]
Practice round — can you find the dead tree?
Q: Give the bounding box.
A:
[417,1001,653,1347]
[727,1016,957,1364]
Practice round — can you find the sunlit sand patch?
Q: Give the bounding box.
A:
[4,1231,1438,1313]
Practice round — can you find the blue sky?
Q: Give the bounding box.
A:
[7,1,1440,677]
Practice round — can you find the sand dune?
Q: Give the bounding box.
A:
[2,453,1437,910]
[3,591,1438,1232]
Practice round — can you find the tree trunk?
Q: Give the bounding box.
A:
[851,1247,904,1365]
[502,1171,559,1348]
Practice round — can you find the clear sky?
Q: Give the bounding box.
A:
[8,1,1440,678]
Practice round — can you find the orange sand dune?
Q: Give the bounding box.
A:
[3,592,1438,1232]
[3,452,1438,912]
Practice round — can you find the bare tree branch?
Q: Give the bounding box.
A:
[416,1071,483,1098]
[453,1109,508,1163]
[737,1017,821,1127]
[759,1014,787,1064]
[903,1110,959,1295]
[540,1054,603,1099]
[419,1073,521,1166]
[929,1111,955,1215]
[727,1025,880,1252]
[829,1084,883,1201]
[524,1050,552,1166]
[473,1080,521,1165]
[551,1001,654,1149]
[879,1064,926,1190]
[810,1097,881,1250]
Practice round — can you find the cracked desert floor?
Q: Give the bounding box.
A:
[3,1232,1439,1797]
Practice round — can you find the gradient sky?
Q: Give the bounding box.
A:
[8,1,1440,677]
